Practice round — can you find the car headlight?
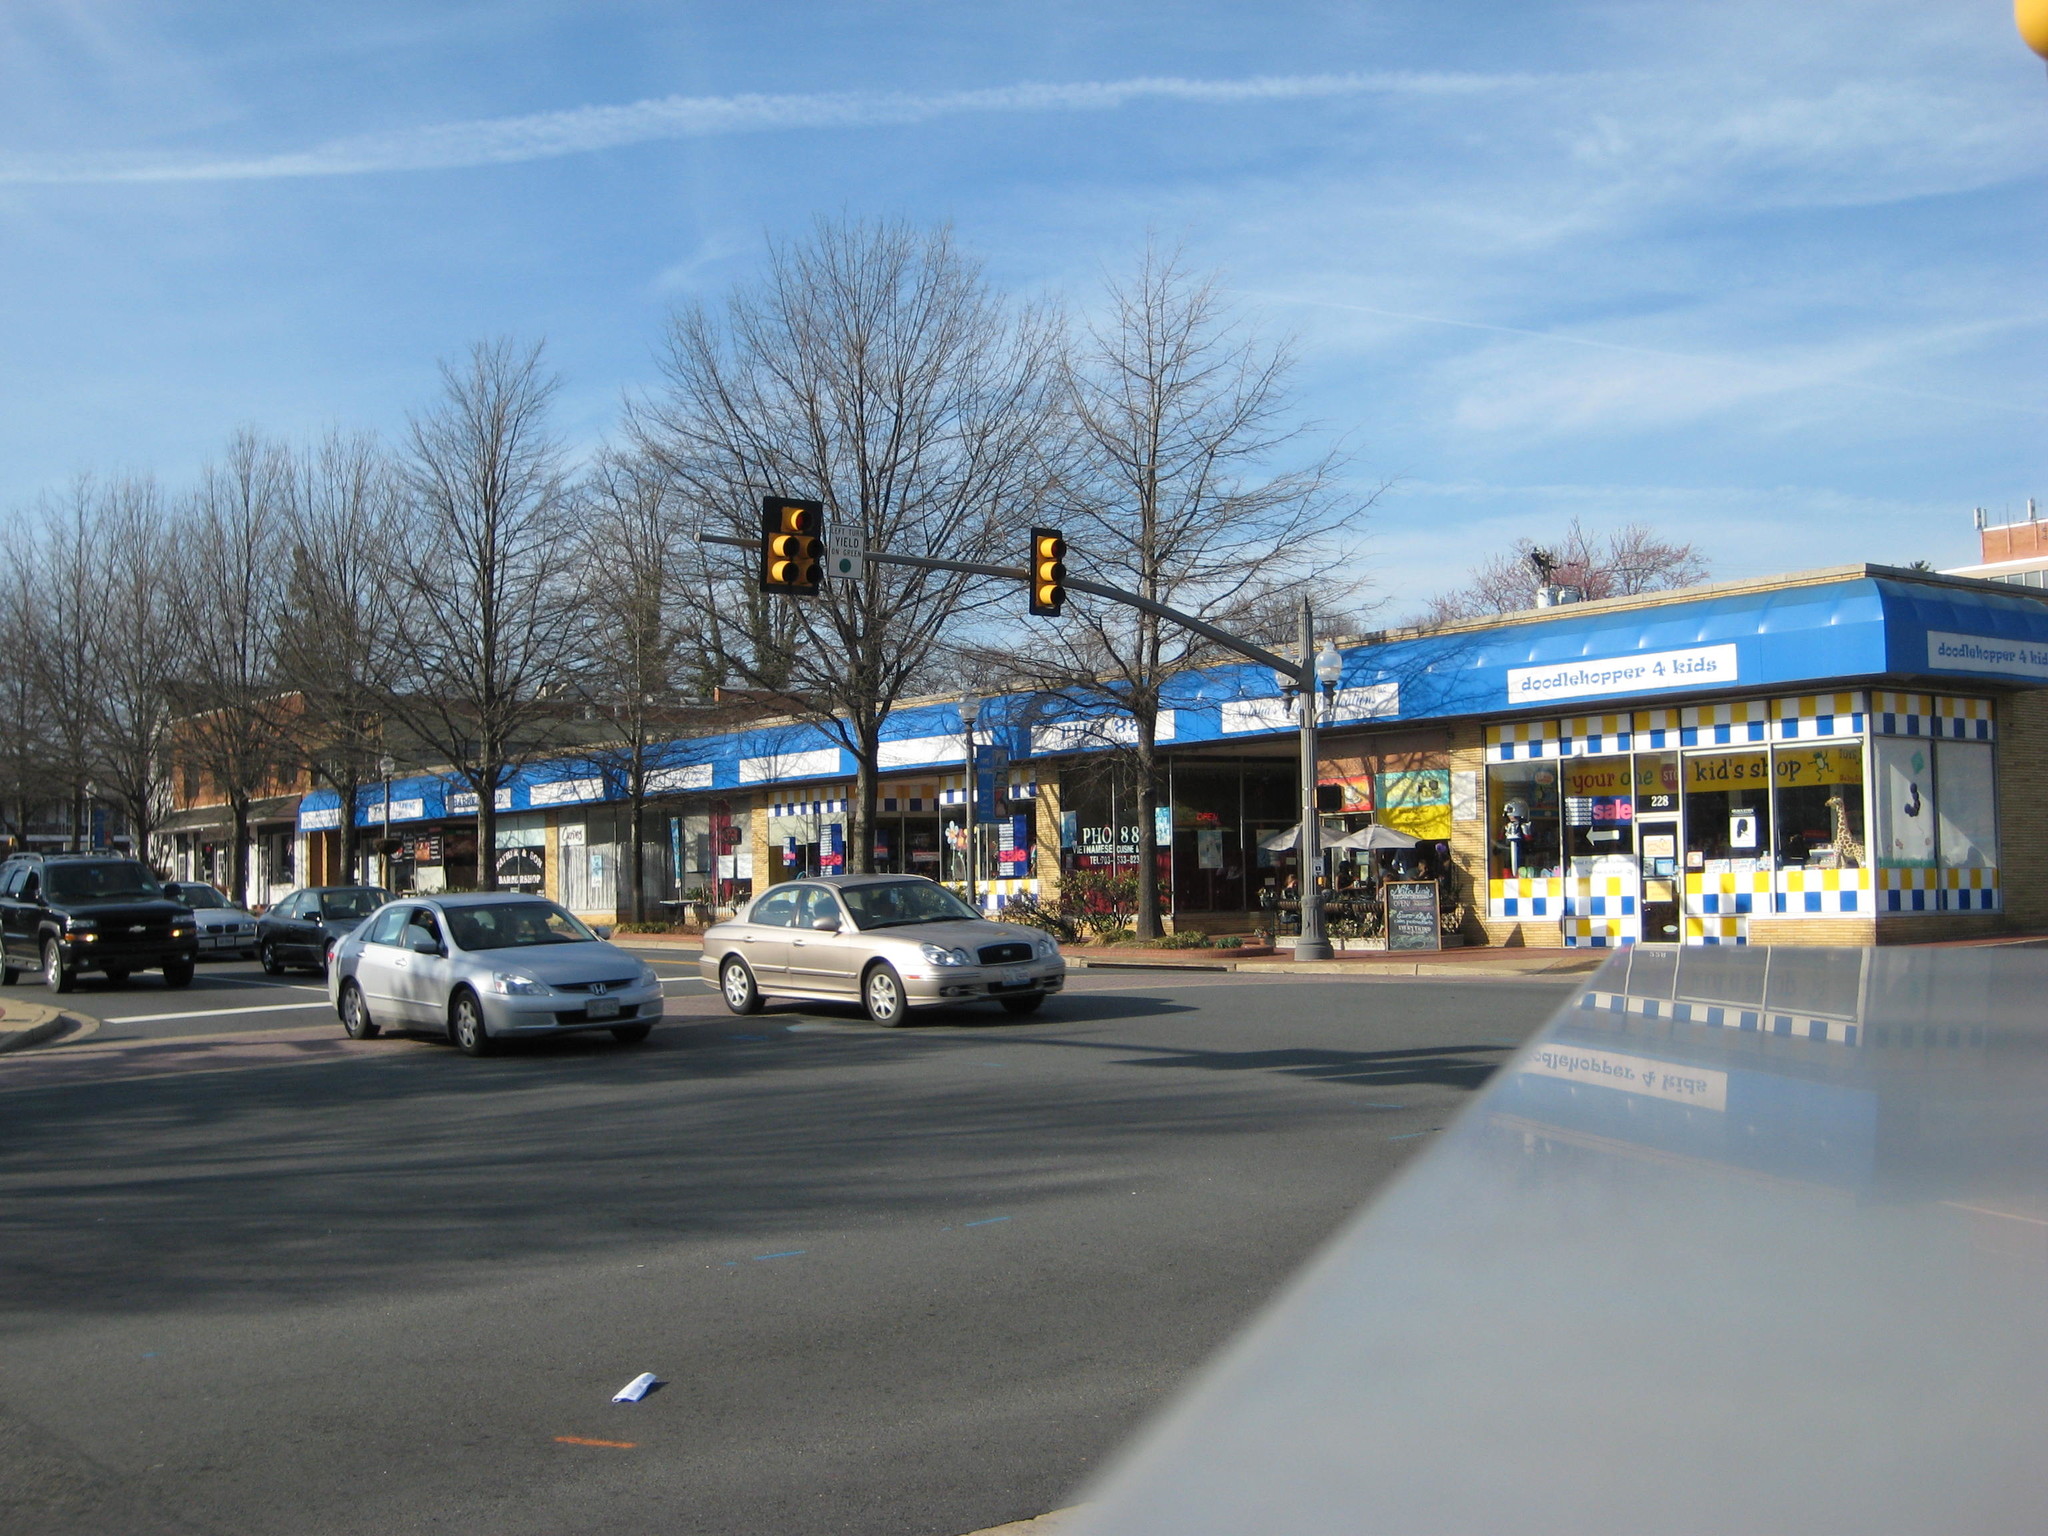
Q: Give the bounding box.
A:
[1034,935,1060,960]
[488,970,547,996]
[66,918,96,933]
[171,922,195,936]
[637,964,661,989]
[920,943,974,967]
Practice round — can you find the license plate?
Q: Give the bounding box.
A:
[586,998,620,1019]
[1002,968,1031,987]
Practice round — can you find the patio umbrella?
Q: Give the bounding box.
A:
[1257,826,1300,852]
[1327,824,1419,852]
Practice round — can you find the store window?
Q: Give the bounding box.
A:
[1872,739,1934,868]
[1560,757,1634,869]
[1487,761,1561,879]
[1683,751,1772,870]
[1773,743,1865,868]
[1935,740,1997,869]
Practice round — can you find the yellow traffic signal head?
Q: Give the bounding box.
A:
[758,496,824,594]
[1029,527,1066,616]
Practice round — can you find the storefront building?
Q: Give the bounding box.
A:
[245,564,2048,946]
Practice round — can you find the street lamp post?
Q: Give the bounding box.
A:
[378,754,395,891]
[1282,600,1347,963]
[958,693,982,909]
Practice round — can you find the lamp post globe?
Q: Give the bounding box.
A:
[1314,640,1344,690]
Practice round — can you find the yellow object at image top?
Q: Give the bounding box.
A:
[2019,0,2048,60]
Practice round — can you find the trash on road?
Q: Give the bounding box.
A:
[612,1372,659,1403]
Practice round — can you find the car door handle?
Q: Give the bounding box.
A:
[792,938,807,947]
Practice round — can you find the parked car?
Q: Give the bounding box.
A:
[161,881,259,961]
[325,893,664,1056]
[257,886,392,976]
[0,853,198,991]
[698,874,1065,1024]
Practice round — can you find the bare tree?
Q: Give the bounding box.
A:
[18,480,109,850]
[0,550,58,850]
[969,247,1371,938]
[168,431,290,904]
[1416,517,1709,626]
[634,217,1063,878]
[374,339,579,890]
[89,475,178,861]
[560,449,697,922]
[273,431,402,887]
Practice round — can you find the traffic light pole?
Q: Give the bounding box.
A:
[697,532,1335,960]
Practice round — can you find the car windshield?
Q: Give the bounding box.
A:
[179,887,229,909]
[318,889,387,920]
[46,860,163,903]
[441,900,598,951]
[839,880,981,929]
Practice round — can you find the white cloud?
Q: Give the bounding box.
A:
[0,70,1556,184]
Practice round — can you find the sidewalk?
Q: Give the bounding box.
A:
[0,996,83,1053]
[1065,943,1604,979]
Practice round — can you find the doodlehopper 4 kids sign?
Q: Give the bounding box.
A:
[1506,645,1739,706]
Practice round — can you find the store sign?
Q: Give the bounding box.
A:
[997,815,1031,875]
[495,847,543,892]
[1684,751,1770,791]
[1927,631,2048,680]
[1506,644,1737,705]
[1774,744,1862,787]
[1520,1043,1727,1112]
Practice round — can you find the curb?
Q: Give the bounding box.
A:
[0,1001,89,1054]
[1068,955,1599,980]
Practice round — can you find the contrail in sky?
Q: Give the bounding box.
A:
[0,71,1544,185]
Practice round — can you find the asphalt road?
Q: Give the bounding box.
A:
[0,956,1577,1536]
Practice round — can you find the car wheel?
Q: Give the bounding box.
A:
[339,980,379,1040]
[260,941,285,977]
[999,993,1045,1016]
[862,962,907,1026]
[611,1023,653,1044]
[42,939,73,994]
[161,960,194,989]
[719,957,763,1015]
[450,989,494,1056]
[104,969,132,987]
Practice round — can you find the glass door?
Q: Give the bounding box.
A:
[1635,751,1682,943]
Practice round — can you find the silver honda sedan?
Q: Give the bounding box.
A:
[327,893,666,1056]
[699,874,1065,1024]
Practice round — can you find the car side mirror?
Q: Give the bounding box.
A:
[593,924,613,940]
[811,915,841,932]
[410,934,442,956]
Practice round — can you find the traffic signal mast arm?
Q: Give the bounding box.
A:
[697,531,1309,683]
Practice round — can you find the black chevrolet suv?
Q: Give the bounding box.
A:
[0,853,199,992]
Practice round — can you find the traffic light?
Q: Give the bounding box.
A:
[759,496,824,595]
[1029,527,1066,616]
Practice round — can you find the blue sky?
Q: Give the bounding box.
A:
[2,0,2043,607]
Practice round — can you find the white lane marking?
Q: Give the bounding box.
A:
[193,974,330,992]
[102,1001,334,1024]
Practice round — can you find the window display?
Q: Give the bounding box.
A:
[1488,762,1560,879]
[1873,739,1935,868]
[1683,751,1773,871]
[1773,743,1864,868]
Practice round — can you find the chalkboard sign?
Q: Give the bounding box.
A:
[1384,880,1441,952]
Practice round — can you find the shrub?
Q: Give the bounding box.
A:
[996,892,1077,944]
